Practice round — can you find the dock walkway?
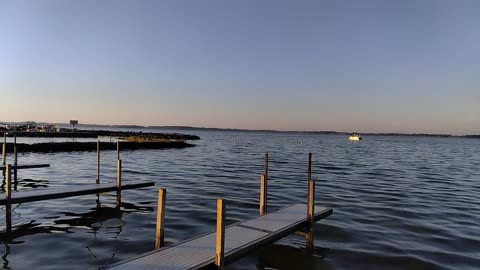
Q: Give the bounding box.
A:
[109,204,333,270]
[0,180,154,205]
[0,164,50,171]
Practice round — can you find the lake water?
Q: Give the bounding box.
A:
[1,130,479,269]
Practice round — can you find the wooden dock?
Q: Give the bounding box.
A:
[2,146,154,233]
[109,204,332,270]
[0,164,50,171]
[108,153,333,270]
[2,132,50,179]
[0,180,154,205]
[2,146,333,269]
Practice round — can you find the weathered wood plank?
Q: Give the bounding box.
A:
[0,180,154,205]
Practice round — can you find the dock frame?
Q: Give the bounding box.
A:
[1,141,155,234]
[1,132,50,180]
[108,153,333,270]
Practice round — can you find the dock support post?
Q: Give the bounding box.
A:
[96,140,100,184]
[260,174,267,215]
[13,133,17,182]
[264,152,268,182]
[117,141,120,160]
[307,153,312,181]
[2,132,6,165]
[215,198,226,270]
[95,140,101,207]
[2,132,6,176]
[306,179,315,251]
[155,188,166,249]
[116,159,122,208]
[5,164,12,233]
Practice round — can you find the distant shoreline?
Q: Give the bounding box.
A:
[1,122,479,139]
[1,129,200,140]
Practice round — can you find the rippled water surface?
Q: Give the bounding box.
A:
[1,130,479,269]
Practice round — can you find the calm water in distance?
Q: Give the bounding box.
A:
[1,130,479,270]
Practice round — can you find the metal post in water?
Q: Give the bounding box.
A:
[155,188,166,249]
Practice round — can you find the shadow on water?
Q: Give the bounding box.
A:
[0,200,153,242]
[1,177,50,192]
[1,244,9,270]
[55,199,154,237]
[255,244,332,270]
[0,196,153,269]
[223,244,333,270]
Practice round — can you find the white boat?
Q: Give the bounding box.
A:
[348,133,362,141]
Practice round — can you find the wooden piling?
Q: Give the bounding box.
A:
[2,132,6,176]
[116,159,122,207]
[306,180,315,251]
[264,152,269,181]
[5,164,12,233]
[306,153,314,250]
[307,153,312,181]
[155,188,166,249]
[95,140,101,206]
[117,141,120,160]
[13,133,17,182]
[215,198,226,269]
[2,132,6,165]
[96,140,100,184]
[260,174,267,215]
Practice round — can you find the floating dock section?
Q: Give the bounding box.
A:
[1,141,155,233]
[1,132,50,180]
[0,164,50,171]
[108,153,333,270]
[0,180,153,205]
[2,139,333,269]
[109,204,332,270]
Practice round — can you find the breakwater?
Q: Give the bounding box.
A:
[2,141,194,153]
[4,130,200,140]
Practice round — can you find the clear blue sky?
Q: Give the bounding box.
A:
[1,0,479,134]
